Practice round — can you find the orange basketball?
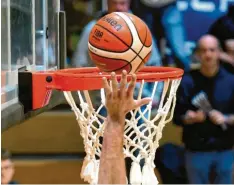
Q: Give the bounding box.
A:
[88,12,152,74]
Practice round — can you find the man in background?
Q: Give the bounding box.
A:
[1,149,17,184]
[173,35,234,184]
[72,0,161,68]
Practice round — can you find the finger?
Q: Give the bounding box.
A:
[127,74,137,97]
[197,110,204,114]
[186,111,195,119]
[209,109,219,116]
[111,72,118,98]
[217,117,225,124]
[120,70,127,97]
[209,115,219,124]
[102,77,111,96]
[209,113,215,121]
[208,111,215,119]
[216,119,223,125]
[134,97,152,109]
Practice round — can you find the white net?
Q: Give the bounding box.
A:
[63,78,181,185]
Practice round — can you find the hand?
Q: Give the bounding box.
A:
[209,110,227,125]
[220,52,234,66]
[183,110,206,124]
[102,70,151,124]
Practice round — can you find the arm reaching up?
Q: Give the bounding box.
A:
[98,70,151,184]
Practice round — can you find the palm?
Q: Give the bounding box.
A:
[103,71,151,122]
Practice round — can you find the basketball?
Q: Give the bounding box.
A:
[88,12,152,74]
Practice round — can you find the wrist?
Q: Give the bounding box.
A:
[103,116,125,145]
[106,115,125,129]
[107,113,126,123]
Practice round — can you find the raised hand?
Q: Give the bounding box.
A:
[102,70,151,123]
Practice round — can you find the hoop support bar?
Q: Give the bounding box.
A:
[19,71,57,112]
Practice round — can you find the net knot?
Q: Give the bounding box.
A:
[80,102,90,111]
[157,109,167,115]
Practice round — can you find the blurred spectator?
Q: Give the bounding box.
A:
[132,0,190,71]
[72,0,161,68]
[209,3,234,73]
[1,149,17,184]
[173,35,234,184]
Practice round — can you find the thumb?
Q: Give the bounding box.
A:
[134,98,152,108]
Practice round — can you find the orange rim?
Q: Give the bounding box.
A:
[55,66,183,80]
[43,66,184,91]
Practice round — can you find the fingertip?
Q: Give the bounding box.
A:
[146,97,152,102]
[131,73,137,82]
[122,70,127,75]
[144,97,152,104]
[111,72,115,76]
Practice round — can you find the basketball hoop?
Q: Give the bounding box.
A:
[29,66,183,184]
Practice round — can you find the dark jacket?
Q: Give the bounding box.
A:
[209,5,234,50]
[173,67,234,151]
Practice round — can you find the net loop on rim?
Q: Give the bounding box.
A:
[58,67,183,185]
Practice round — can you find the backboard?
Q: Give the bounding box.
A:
[1,0,66,132]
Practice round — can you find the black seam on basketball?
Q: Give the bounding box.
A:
[135,51,151,73]
[125,13,144,46]
[95,24,142,58]
[144,28,152,47]
[89,46,136,68]
[135,24,149,72]
[106,49,148,73]
[122,13,151,69]
[117,28,148,71]
[89,39,129,53]
[143,51,151,63]
[132,24,148,73]
[90,52,130,64]
[105,62,132,73]
[113,12,133,48]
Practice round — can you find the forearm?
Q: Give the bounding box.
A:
[98,117,127,184]
[220,52,234,66]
